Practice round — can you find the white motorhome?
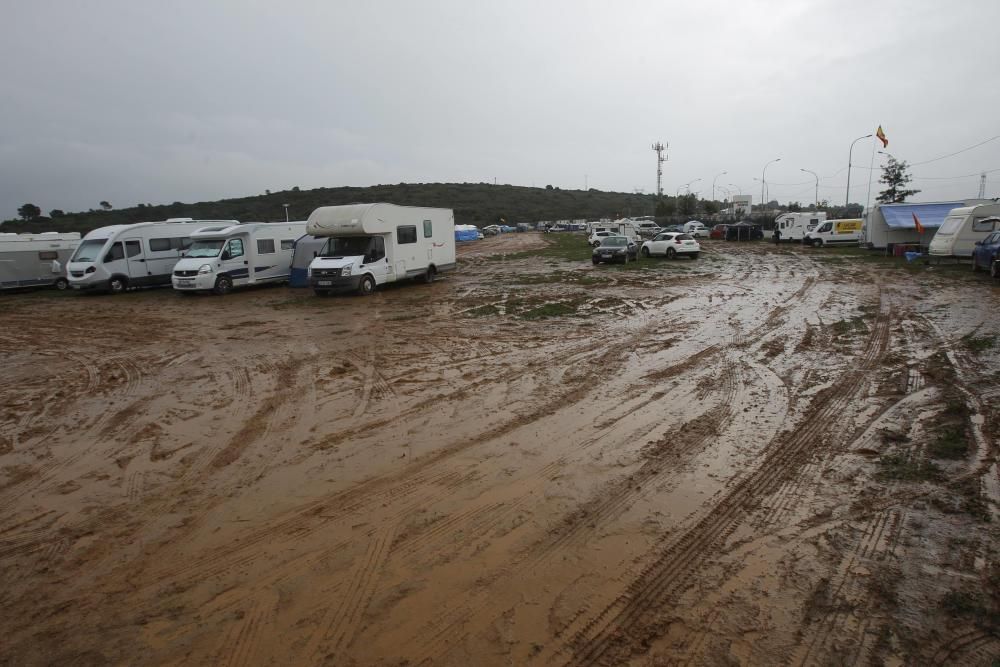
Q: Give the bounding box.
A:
[683,220,709,238]
[67,219,238,293]
[928,203,1000,259]
[306,203,456,296]
[171,222,306,294]
[773,212,827,242]
[803,219,863,247]
[0,232,80,290]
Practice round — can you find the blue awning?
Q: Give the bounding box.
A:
[880,202,963,229]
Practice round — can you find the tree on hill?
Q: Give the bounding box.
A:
[655,199,675,217]
[100,201,112,210]
[677,193,698,216]
[17,203,41,220]
[49,209,65,218]
[876,157,920,203]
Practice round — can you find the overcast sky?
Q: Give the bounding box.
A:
[2,0,999,219]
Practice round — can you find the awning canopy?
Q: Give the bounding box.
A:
[880,202,963,229]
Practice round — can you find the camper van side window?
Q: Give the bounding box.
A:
[172,237,191,250]
[397,226,417,244]
[257,239,276,254]
[368,236,385,262]
[149,238,172,252]
[105,243,125,262]
[228,239,245,258]
[125,241,142,257]
[38,251,58,260]
[280,239,295,250]
[972,218,996,233]
[423,220,433,238]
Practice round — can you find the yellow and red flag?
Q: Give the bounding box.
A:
[876,125,888,148]
[912,211,925,234]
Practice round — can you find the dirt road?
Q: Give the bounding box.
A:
[1,235,998,665]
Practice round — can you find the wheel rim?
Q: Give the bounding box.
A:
[363,277,374,294]
[217,278,232,294]
[55,279,68,290]
[110,278,124,293]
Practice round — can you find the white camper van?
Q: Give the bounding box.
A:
[803,219,863,247]
[171,222,306,294]
[773,212,827,242]
[306,203,456,296]
[0,232,80,290]
[928,203,1000,259]
[67,220,238,293]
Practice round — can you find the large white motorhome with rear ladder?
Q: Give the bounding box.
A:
[306,203,456,296]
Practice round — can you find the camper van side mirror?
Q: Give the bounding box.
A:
[313,251,318,257]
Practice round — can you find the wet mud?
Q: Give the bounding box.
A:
[1,235,998,665]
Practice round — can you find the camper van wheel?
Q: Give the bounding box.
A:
[358,275,376,296]
[666,248,676,259]
[54,278,69,291]
[108,276,127,294]
[423,266,436,284]
[213,275,233,295]
[813,239,824,248]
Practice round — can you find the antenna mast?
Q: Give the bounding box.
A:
[652,142,668,197]
[979,172,987,198]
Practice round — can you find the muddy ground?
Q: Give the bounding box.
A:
[1,234,998,666]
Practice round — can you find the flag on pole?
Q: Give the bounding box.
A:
[876,125,888,148]
[912,211,925,234]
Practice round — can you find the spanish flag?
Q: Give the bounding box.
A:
[876,125,888,148]
[912,211,925,234]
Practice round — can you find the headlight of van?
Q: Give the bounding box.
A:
[198,264,213,274]
[342,265,352,277]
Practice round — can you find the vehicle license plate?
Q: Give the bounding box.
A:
[178,279,194,286]
[318,280,332,286]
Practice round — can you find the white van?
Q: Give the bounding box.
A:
[803,219,863,247]
[306,203,456,296]
[0,232,80,290]
[683,220,709,238]
[928,204,1000,258]
[773,212,827,242]
[171,222,306,294]
[67,220,238,293]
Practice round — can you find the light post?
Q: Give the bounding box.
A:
[800,168,819,208]
[761,158,780,215]
[878,150,897,162]
[676,178,701,197]
[845,133,873,208]
[282,203,290,222]
[712,171,727,202]
[729,183,742,195]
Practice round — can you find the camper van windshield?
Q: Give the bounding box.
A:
[321,236,372,258]
[186,240,226,258]
[72,239,108,262]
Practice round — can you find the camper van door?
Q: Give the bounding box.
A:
[123,239,146,284]
[220,237,249,284]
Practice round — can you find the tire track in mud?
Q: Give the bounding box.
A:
[928,630,1000,665]
[556,295,892,666]
[214,588,280,667]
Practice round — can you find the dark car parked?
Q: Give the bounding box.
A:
[592,236,638,264]
[972,230,1000,279]
[725,223,764,241]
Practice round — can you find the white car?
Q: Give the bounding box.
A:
[683,220,709,238]
[641,232,701,259]
[588,230,616,247]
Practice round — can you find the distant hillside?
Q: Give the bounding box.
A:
[2,183,660,234]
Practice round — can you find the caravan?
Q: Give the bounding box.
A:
[306,203,456,296]
[928,203,1000,259]
[0,232,80,290]
[773,212,827,242]
[67,219,238,293]
[171,222,306,294]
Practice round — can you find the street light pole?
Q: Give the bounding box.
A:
[800,168,819,208]
[712,171,727,202]
[761,158,780,215]
[845,133,873,209]
[676,178,701,197]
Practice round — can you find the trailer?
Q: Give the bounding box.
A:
[861,201,974,250]
[67,220,238,293]
[306,203,456,296]
[0,232,80,290]
[773,212,827,242]
[928,203,1000,259]
[171,222,306,294]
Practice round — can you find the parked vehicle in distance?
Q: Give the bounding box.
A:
[483,225,501,236]
[171,222,306,295]
[635,221,662,238]
[67,219,238,293]
[804,219,863,247]
[971,230,1000,278]
[588,230,616,247]
[641,232,700,259]
[548,223,568,232]
[683,220,709,238]
[929,205,1000,259]
[306,203,456,296]
[592,236,638,264]
[662,224,685,233]
[773,212,827,242]
[0,232,80,291]
[726,223,764,241]
[710,224,728,240]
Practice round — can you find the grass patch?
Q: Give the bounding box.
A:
[927,425,969,460]
[831,315,868,336]
[512,271,610,286]
[519,301,581,319]
[960,333,996,353]
[876,453,941,482]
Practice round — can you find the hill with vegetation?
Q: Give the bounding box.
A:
[3,183,664,235]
